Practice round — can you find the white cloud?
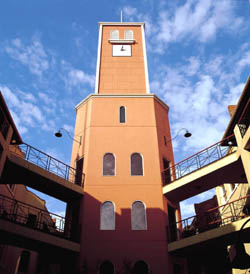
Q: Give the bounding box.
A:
[123,0,243,53]
[68,69,95,88]
[0,85,57,135]
[5,36,49,77]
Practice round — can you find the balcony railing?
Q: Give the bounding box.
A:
[162,135,235,186]
[11,143,85,186]
[167,194,250,243]
[0,193,73,240]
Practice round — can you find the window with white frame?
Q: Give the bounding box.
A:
[103,153,115,176]
[131,153,143,176]
[110,30,119,40]
[131,201,147,230]
[124,30,133,40]
[100,201,115,230]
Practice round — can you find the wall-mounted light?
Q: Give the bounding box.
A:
[55,128,82,145]
[166,128,192,144]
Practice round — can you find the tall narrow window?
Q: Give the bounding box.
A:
[131,153,143,176]
[124,30,133,40]
[132,261,149,274]
[162,158,171,185]
[120,106,126,123]
[75,157,84,186]
[103,153,115,176]
[100,201,115,230]
[99,261,114,274]
[131,201,147,230]
[110,30,119,40]
[18,251,30,273]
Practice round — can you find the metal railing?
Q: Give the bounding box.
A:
[0,193,72,240]
[11,143,85,186]
[168,194,250,243]
[162,135,235,186]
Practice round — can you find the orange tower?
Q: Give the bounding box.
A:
[70,22,180,274]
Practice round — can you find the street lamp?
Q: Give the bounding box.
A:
[55,128,82,145]
[166,128,192,143]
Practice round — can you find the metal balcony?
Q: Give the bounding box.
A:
[0,193,71,240]
[167,194,250,244]
[11,143,84,186]
[162,135,236,186]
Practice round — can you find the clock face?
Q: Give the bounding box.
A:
[112,45,131,57]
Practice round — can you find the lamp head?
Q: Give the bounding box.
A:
[184,131,192,138]
[55,130,62,138]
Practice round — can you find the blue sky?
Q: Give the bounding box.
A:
[1,0,250,218]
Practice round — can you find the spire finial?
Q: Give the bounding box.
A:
[121,10,123,22]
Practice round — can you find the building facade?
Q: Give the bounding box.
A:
[70,22,182,274]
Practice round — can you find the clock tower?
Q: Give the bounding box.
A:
[70,22,183,274]
[95,23,150,94]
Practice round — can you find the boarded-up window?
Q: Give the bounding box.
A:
[120,106,126,123]
[103,153,115,176]
[131,201,147,230]
[125,30,133,40]
[100,201,115,230]
[131,153,143,176]
[132,261,148,274]
[99,260,114,274]
[110,30,119,40]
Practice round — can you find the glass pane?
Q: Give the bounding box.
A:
[131,153,143,176]
[100,202,115,230]
[110,30,119,40]
[131,201,146,230]
[103,153,115,176]
[120,106,125,123]
[125,30,133,40]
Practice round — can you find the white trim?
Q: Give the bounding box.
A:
[131,200,147,230]
[109,39,135,44]
[95,24,103,94]
[141,25,150,94]
[99,22,145,26]
[130,152,144,176]
[100,201,116,231]
[75,94,169,112]
[102,152,116,176]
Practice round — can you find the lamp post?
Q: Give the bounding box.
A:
[55,128,82,145]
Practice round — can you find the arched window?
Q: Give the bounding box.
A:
[103,153,115,176]
[18,251,30,273]
[125,30,133,40]
[120,106,126,123]
[100,201,115,230]
[110,30,119,40]
[131,201,147,230]
[131,153,143,176]
[132,260,149,274]
[99,260,114,274]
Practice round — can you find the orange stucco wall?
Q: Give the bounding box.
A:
[71,94,178,273]
[98,25,146,94]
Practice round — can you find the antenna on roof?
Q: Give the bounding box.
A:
[121,10,123,22]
